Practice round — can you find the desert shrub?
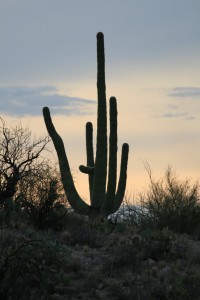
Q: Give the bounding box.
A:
[108,279,140,300]
[110,244,139,270]
[44,202,70,231]
[0,231,71,300]
[140,227,175,261]
[0,197,26,229]
[166,265,200,299]
[15,162,69,230]
[138,165,200,234]
[0,198,14,227]
[67,221,105,248]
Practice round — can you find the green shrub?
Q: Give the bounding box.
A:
[139,165,200,234]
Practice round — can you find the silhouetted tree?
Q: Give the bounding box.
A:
[0,117,50,204]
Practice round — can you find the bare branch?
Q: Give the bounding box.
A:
[0,118,50,203]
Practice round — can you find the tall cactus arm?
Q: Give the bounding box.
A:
[92,32,107,209]
[85,122,94,168]
[43,107,91,216]
[109,143,129,215]
[101,97,118,214]
[79,121,94,203]
[86,122,94,204]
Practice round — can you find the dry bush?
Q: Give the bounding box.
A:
[138,165,200,234]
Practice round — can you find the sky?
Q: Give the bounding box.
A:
[1,0,200,202]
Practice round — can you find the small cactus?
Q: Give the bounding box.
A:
[43,32,129,219]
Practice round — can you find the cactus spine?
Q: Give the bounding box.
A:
[43,32,129,219]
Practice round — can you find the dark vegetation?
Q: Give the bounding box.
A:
[1,33,200,299]
[0,119,200,299]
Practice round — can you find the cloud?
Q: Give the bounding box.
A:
[162,112,195,120]
[168,104,179,110]
[155,104,195,120]
[168,87,200,98]
[0,85,96,117]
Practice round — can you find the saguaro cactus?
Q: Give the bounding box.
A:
[43,32,129,219]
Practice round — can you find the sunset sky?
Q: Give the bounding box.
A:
[1,0,200,202]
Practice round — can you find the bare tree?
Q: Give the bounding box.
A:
[0,118,50,204]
